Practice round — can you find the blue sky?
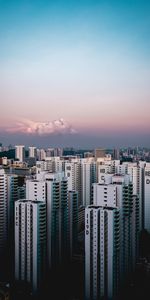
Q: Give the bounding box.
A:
[0,0,150,147]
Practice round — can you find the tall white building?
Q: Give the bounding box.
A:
[65,158,97,207]
[36,157,64,174]
[111,175,134,278]
[15,200,46,293]
[0,170,19,279]
[28,146,37,158]
[46,175,69,268]
[98,160,143,231]
[7,174,18,253]
[81,161,96,207]
[139,160,146,229]
[26,179,46,202]
[144,164,150,232]
[93,183,117,207]
[97,160,120,181]
[37,149,46,161]
[94,148,105,159]
[15,145,25,162]
[0,169,8,258]
[65,161,82,206]
[25,172,72,267]
[131,195,140,269]
[117,162,143,230]
[85,205,120,299]
[68,191,78,259]
[93,175,137,280]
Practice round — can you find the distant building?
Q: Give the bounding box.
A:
[94,148,105,159]
[28,146,37,158]
[113,148,120,160]
[37,149,46,161]
[15,145,25,162]
[84,152,93,158]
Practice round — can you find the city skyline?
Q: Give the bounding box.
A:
[0,0,150,147]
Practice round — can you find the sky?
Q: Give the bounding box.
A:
[0,0,150,148]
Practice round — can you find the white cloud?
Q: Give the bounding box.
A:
[6,118,77,135]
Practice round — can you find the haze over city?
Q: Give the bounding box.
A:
[0,0,150,146]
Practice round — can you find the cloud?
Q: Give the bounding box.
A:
[5,118,77,135]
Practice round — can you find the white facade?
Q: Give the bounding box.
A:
[15,145,25,162]
[65,161,82,205]
[65,158,97,207]
[2,157,8,165]
[144,165,150,232]
[0,171,18,259]
[85,206,120,299]
[15,200,46,293]
[98,164,112,183]
[28,146,36,158]
[81,161,96,207]
[46,176,68,268]
[36,157,64,174]
[112,175,134,278]
[26,172,70,268]
[116,161,146,231]
[0,169,8,256]
[26,179,46,202]
[97,160,120,180]
[37,149,46,161]
[68,191,78,258]
[139,161,146,229]
[131,195,140,269]
[93,183,117,207]
[92,174,137,281]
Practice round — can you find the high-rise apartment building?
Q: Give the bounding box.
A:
[85,205,120,299]
[26,179,46,202]
[7,174,18,274]
[36,157,64,174]
[81,161,96,207]
[15,145,25,162]
[15,200,46,293]
[94,148,105,159]
[112,175,134,279]
[28,146,37,158]
[26,172,75,267]
[144,164,150,232]
[98,160,143,231]
[93,174,137,280]
[0,169,8,261]
[131,195,140,269]
[117,162,143,231]
[68,191,78,259]
[65,161,82,206]
[97,160,120,183]
[113,148,120,160]
[0,170,19,280]
[46,175,69,268]
[65,158,97,207]
[37,149,46,161]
